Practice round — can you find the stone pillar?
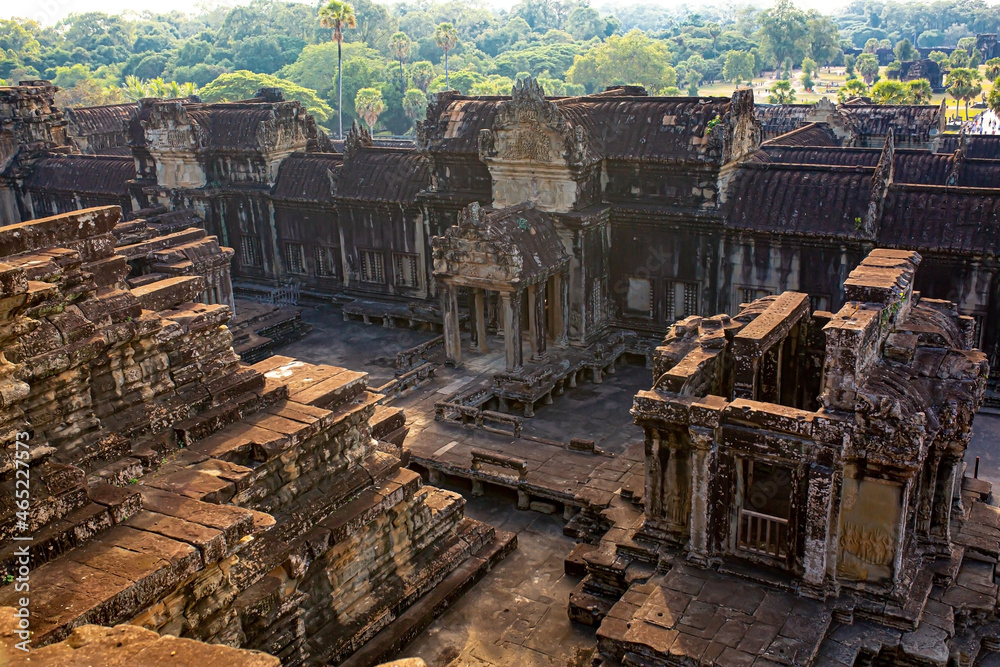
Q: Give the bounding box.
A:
[557,270,569,348]
[501,290,523,372]
[528,282,547,360]
[801,464,835,596]
[474,289,488,353]
[931,454,959,542]
[441,282,462,367]
[758,344,782,403]
[686,427,715,566]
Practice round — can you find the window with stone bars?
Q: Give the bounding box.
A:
[738,287,772,310]
[315,246,339,278]
[393,253,419,288]
[240,235,262,268]
[284,243,306,274]
[664,281,676,322]
[359,250,385,283]
[682,282,699,318]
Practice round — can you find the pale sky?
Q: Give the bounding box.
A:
[13,0,853,27]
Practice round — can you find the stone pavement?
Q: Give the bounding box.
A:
[598,564,833,667]
[400,490,598,667]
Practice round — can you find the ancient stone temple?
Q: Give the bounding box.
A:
[4,78,1000,390]
[0,205,513,664]
[569,249,996,665]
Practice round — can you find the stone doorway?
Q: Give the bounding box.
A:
[734,458,795,564]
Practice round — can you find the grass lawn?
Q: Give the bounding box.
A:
[697,65,996,122]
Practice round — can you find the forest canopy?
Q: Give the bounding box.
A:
[1,0,997,134]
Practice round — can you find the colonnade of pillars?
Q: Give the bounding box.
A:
[440,269,570,372]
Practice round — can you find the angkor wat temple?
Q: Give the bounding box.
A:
[0,78,999,667]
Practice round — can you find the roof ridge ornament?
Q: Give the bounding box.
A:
[343,120,373,161]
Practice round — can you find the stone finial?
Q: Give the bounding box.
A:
[511,76,546,104]
[342,121,373,161]
[458,201,483,227]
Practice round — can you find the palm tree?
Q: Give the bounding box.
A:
[354,87,385,133]
[767,79,796,104]
[403,88,427,130]
[907,78,932,104]
[964,72,983,121]
[434,22,459,90]
[410,61,435,93]
[946,68,976,120]
[838,78,869,103]
[319,0,357,139]
[389,32,412,94]
[986,58,1000,83]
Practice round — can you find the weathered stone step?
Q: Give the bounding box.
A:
[130,275,205,312]
[0,481,142,574]
[250,356,368,411]
[337,520,517,667]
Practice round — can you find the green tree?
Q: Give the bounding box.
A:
[949,48,969,69]
[946,68,980,120]
[354,87,384,132]
[845,53,856,78]
[894,38,918,62]
[856,53,879,84]
[928,50,949,67]
[564,6,604,42]
[767,79,795,103]
[389,32,412,94]
[801,71,814,91]
[870,79,909,104]
[757,0,808,70]
[434,22,459,90]
[566,30,676,93]
[864,37,880,54]
[200,71,333,126]
[837,78,869,103]
[804,12,841,66]
[985,58,1000,82]
[410,61,435,92]
[684,69,701,96]
[801,57,817,77]
[988,84,1000,116]
[319,0,357,139]
[723,50,755,84]
[403,88,427,126]
[907,78,932,104]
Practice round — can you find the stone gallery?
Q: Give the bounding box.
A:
[0,77,998,666]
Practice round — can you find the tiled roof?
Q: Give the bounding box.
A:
[935,134,1000,158]
[879,184,1000,256]
[755,104,812,139]
[421,93,732,163]
[841,104,943,141]
[556,96,731,162]
[757,146,882,167]
[66,103,137,138]
[336,148,429,202]
[24,155,134,195]
[892,151,955,184]
[272,152,342,201]
[762,122,841,147]
[724,163,873,238]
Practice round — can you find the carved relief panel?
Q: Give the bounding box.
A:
[837,466,902,584]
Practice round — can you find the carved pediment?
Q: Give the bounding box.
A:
[479,77,592,167]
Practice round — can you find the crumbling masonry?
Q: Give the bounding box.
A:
[0,205,513,664]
